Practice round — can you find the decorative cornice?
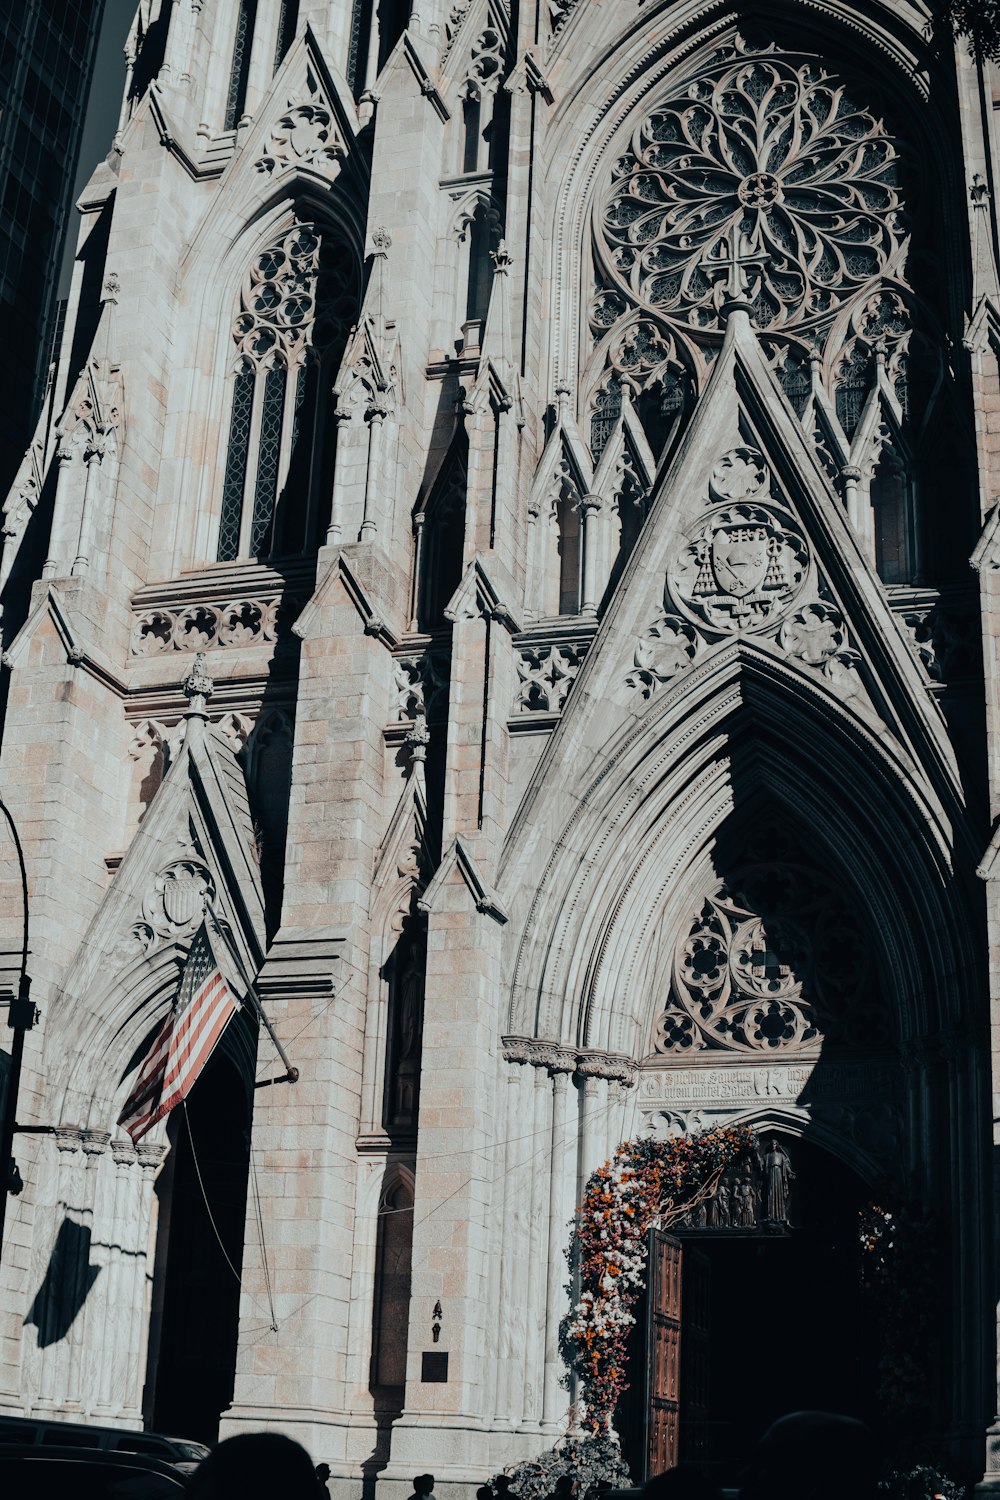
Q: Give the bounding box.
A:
[501,1035,637,1083]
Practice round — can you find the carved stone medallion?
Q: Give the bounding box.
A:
[669,498,808,635]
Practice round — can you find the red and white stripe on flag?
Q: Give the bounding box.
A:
[117,920,238,1145]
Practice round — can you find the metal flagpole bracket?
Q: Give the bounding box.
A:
[203,900,299,1086]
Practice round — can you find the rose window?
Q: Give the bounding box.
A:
[593,50,908,346]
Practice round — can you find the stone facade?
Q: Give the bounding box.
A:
[1,0,1000,1491]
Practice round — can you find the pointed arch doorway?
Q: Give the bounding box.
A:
[144,1052,253,1444]
[616,1135,876,1486]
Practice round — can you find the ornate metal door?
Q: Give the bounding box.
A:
[646,1231,683,1476]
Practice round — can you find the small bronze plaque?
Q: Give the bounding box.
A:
[421,1351,448,1383]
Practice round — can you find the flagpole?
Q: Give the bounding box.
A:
[204,901,298,1084]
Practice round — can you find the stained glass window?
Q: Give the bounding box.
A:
[217,367,254,563]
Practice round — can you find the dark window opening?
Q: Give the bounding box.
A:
[465,205,493,325]
[224,0,257,130]
[871,450,911,585]
[371,1178,414,1396]
[377,0,408,73]
[462,93,481,174]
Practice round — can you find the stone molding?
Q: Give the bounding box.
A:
[501,1035,637,1084]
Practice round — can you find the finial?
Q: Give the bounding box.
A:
[371,225,392,255]
[491,239,512,275]
[699,220,769,321]
[102,273,120,305]
[406,707,430,767]
[182,652,214,717]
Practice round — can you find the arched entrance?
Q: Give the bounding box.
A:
[617,1135,876,1485]
[145,1053,252,1443]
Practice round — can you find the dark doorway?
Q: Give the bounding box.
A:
[618,1137,874,1486]
[146,1055,252,1444]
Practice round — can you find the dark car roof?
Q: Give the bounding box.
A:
[0,1444,189,1494]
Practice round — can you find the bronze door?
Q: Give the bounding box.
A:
[646,1230,683,1476]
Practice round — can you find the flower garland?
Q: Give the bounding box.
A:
[562,1124,756,1431]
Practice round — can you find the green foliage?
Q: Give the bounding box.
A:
[490,1433,633,1500]
[940,0,1000,63]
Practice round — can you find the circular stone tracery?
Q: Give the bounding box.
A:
[593,48,907,340]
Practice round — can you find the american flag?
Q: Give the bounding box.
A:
[117,918,240,1145]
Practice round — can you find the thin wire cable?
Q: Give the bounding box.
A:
[250,1142,278,1331]
[182,1101,272,1323]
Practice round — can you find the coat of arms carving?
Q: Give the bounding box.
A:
[669,453,809,634]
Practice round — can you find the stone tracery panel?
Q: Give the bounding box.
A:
[596,54,905,340]
[653,854,887,1055]
[587,37,924,459]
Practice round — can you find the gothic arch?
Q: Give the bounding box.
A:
[152,193,364,578]
[502,645,979,1061]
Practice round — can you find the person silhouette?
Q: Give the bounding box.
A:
[316,1462,332,1497]
[739,1411,878,1500]
[187,1433,319,1499]
[495,1478,519,1500]
[546,1474,576,1500]
[407,1475,436,1500]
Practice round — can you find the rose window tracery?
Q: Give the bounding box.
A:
[587,40,925,451]
[653,858,886,1055]
[595,52,906,341]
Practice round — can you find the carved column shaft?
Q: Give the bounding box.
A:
[542,1064,575,1426]
[522,1062,552,1426]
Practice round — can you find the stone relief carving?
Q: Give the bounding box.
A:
[654,855,885,1055]
[255,89,345,180]
[778,602,861,694]
[391,650,451,724]
[626,447,871,701]
[131,594,299,654]
[898,599,978,684]
[669,497,809,635]
[126,851,215,956]
[514,641,588,713]
[627,616,701,699]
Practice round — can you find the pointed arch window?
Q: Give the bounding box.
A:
[415,450,467,628]
[371,1175,413,1393]
[217,225,357,562]
[224,0,257,130]
[274,0,299,69]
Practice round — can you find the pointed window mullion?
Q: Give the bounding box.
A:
[237,374,267,556]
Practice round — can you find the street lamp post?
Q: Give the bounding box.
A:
[0,795,36,1263]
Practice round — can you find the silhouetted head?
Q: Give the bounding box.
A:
[188,1433,318,1500]
[495,1480,515,1494]
[554,1478,575,1496]
[414,1476,435,1496]
[740,1411,878,1500]
[478,1487,495,1500]
[316,1464,332,1483]
[644,1467,723,1500]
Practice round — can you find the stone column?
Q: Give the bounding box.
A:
[542,1056,576,1429]
[522,1063,552,1428]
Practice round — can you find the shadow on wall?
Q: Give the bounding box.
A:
[25,1216,101,1347]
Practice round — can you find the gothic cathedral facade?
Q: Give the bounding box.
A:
[1,0,999,1490]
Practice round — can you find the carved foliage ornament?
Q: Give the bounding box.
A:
[654,858,886,1056]
[594,50,906,341]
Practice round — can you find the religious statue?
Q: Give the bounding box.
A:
[763,1137,794,1223]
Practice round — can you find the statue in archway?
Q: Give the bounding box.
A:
[763,1137,794,1223]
